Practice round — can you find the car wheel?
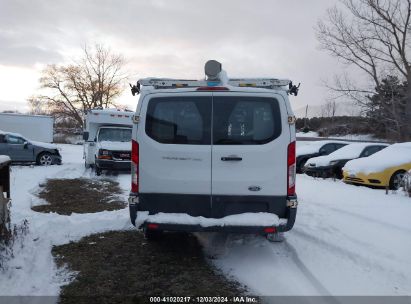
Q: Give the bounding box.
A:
[389,170,406,190]
[297,158,308,173]
[95,167,102,176]
[37,153,53,166]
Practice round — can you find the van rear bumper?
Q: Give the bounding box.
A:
[128,194,297,234]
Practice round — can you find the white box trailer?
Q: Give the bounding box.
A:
[83,109,133,175]
[0,113,54,143]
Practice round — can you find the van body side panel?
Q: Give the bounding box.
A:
[138,93,212,195]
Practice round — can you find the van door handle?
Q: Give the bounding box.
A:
[221,156,242,161]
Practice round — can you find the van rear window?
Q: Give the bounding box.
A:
[146,96,281,145]
[213,96,281,145]
[146,97,211,145]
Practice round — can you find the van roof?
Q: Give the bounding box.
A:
[88,109,133,115]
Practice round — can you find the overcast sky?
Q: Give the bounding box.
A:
[0,0,350,113]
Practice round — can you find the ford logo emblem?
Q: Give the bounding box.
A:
[248,186,261,192]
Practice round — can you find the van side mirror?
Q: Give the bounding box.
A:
[83,132,89,141]
[24,141,29,149]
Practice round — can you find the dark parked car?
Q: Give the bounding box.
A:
[304,143,388,178]
[0,131,62,165]
[296,141,348,173]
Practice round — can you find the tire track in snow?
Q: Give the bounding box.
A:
[291,227,403,277]
[296,209,403,264]
[279,240,335,297]
[306,202,411,235]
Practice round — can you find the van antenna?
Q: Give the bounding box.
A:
[289,82,300,96]
[130,82,141,96]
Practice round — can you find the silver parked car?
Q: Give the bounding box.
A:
[0,131,62,165]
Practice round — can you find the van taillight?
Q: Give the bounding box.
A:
[131,140,139,193]
[287,141,296,196]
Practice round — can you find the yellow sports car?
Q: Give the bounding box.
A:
[343,143,411,190]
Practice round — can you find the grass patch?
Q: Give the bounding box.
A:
[53,230,247,303]
[32,178,126,215]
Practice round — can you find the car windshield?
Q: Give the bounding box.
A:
[98,128,132,142]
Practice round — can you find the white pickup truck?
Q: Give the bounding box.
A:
[83,109,133,176]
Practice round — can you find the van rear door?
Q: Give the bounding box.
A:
[211,92,290,217]
[138,93,212,216]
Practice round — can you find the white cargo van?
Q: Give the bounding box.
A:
[129,61,299,239]
[83,109,133,175]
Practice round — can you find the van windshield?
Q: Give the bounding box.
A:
[98,128,132,142]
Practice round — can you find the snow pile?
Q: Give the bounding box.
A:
[344,142,411,175]
[296,131,319,138]
[0,155,11,163]
[296,140,347,157]
[306,143,387,167]
[29,140,59,150]
[138,212,281,227]
[331,134,381,141]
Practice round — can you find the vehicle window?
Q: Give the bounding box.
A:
[319,144,336,155]
[0,135,5,143]
[98,128,132,142]
[6,135,25,144]
[361,146,385,157]
[146,97,211,145]
[213,96,281,145]
[335,143,347,149]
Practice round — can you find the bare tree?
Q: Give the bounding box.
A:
[34,44,127,127]
[321,100,339,118]
[316,0,411,138]
[28,97,50,115]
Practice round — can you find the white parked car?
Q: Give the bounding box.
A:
[128,60,299,240]
[304,143,388,178]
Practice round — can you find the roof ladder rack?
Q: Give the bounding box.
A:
[138,77,291,90]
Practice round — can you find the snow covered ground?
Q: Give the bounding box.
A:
[0,144,131,295]
[209,175,411,296]
[1,144,411,296]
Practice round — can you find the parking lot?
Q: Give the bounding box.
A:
[1,144,410,297]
